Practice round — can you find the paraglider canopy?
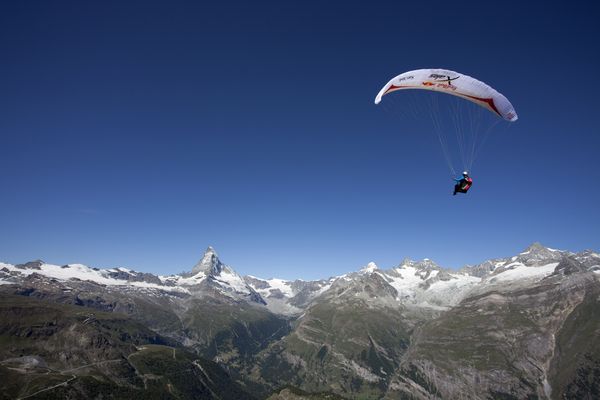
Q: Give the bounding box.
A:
[375,68,517,122]
[374,68,517,176]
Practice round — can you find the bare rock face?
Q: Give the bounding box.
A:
[385,260,600,400]
[15,260,44,270]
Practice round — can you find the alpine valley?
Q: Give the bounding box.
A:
[1,243,599,400]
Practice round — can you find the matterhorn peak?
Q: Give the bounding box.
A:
[191,246,224,276]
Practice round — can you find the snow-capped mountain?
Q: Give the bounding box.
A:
[250,246,600,400]
[0,260,182,292]
[243,275,333,315]
[0,247,265,305]
[1,243,599,400]
[243,243,599,315]
[2,243,598,316]
[160,247,266,304]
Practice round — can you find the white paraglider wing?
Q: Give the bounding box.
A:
[374,68,517,122]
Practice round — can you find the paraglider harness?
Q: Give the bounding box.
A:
[453,176,472,195]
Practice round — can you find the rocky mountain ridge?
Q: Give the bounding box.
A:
[1,243,599,399]
[3,242,596,316]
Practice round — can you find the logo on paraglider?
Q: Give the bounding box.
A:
[422,74,460,90]
[396,75,414,83]
[429,73,460,85]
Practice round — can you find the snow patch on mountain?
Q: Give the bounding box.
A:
[161,273,207,286]
[386,266,427,299]
[0,262,12,285]
[316,281,334,295]
[487,262,559,283]
[214,269,251,294]
[258,278,295,297]
[360,262,378,274]
[244,275,334,315]
[0,262,190,293]
[414,273,480,308]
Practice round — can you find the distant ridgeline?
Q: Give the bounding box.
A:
[1,243,599,399]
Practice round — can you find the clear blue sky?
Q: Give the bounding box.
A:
[1,1,599,280]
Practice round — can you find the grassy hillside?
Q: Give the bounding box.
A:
[0,294,255,400]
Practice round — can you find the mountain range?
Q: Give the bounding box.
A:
[1,243,599,399]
